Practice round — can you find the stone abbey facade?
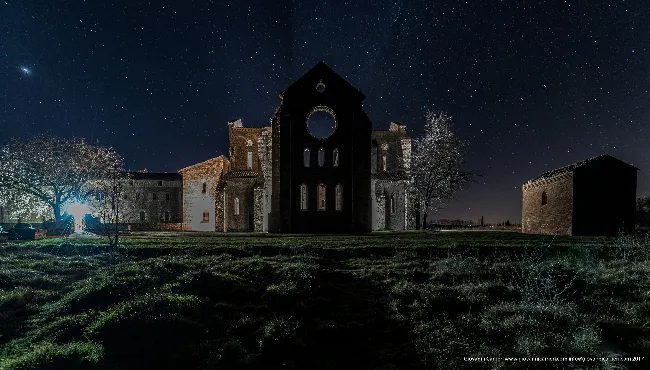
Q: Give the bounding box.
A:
[179,62,415,233]
[522,154,638,236]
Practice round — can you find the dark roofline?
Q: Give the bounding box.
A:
[280,61,366,100]
[125,172,182,181]
[525,154,639,185]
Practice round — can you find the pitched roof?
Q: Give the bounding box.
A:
[280,61,366,101]
[525,154,639,185]
[178,156,226,173]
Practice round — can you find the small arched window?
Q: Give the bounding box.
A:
[140,210,146,222]
[318,148,325,167]
[304,148,310,167]
[541,191,548,206]
[165,193,170,201]
[300,184,308,211]
[390,194,396,214]
[318,184,326,211]
[152,192,157,200]
[333,148,339,167]
[335,184,342,211]
[202,211,210,222]
[164,211,171,222]
[234,198,240,215]
[382,155,387,171]
[202,182,207,194]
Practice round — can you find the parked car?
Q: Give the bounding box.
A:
[7,223,37,241]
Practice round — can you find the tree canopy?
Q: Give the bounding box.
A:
[0,136,124,221]
[410,109,477,229]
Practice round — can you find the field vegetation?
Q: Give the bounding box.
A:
[1,231,649,369]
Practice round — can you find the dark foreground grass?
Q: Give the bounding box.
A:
[1,231,649,369]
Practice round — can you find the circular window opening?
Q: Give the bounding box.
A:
[307,107,337,139]
[316,81,325,93]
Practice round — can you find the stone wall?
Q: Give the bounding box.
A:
[372,180,409,230]
[223,178,257,232]
[179,157,227,231]
[522,173,573,235]
[228,121,263,172]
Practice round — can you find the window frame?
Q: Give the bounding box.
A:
[300,184,308,211]
[318,183,326,211]
[335,184,342,211]
[304,148,310,167]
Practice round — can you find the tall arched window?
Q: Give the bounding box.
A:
[164,211,171,222]
[304,148,310,167]
[300,184,308,211]
[247,151,253,169]
[382,155,387,171]
[139,210,146,222]
[333,148,339,167]
[318,148,325,167]
[390,194,396,214]
[234,198,240,215]
[202,182,207,194]
[318,184,326,211]
[335,184,342,211]
[541,191,548,206]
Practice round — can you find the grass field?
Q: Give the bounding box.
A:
[1,231,649,369]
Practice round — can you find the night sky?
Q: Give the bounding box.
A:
[2,0,649,223]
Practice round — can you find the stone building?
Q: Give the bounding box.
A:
[179,157,228,231]
[522,154,638,236]
[179,62,414,233]
[87,172,183,228]
[371,122,415,231]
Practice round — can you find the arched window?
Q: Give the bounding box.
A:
[333,148,339,167]
[390,194,396,214]
[382,155,387,171]
[247,151,253,169]
[318,184,326,211]
[202,211,210,222]
[318,148,325,167]
[165,193,170,201]
[335,184,342,211]
[152,192,157,200]
[140,210,146,222]
[300,184,308,211]
[541,191,548,206]
[164,211,171,222]
[202,182,207,194]
[304,148,310,167]
[234,198,240,215]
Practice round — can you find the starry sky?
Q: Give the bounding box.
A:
[2,0,649,224]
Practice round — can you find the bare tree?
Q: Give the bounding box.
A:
[410,109,477,229]
[90,169,131,276]
[0,136,123,222]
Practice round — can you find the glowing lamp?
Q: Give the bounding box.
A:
[68,202,88,233]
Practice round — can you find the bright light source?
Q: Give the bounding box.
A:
[68,202,88,233]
